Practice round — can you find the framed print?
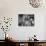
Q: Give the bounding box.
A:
[18,14,35,26]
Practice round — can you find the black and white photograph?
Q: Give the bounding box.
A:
[18,14,34,26]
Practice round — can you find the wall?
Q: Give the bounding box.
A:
[0,0,46,40]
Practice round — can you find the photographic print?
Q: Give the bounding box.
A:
[18,14,34,26]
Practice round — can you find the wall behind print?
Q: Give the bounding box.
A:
[0,0,46,40]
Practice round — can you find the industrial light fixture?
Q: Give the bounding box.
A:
[29,0,44,8]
